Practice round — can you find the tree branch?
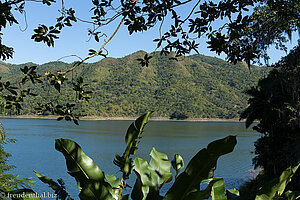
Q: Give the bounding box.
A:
[59,16,126,74]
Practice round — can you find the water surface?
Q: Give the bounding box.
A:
[2,119,259,199]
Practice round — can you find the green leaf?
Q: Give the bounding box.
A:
[78,179,114,200]
[226,188,240,199]
[104,174,122,199]
[149,147,173,186]
[131,157,150,200]
[163,136,237,200]
[114,111,152,179]
[255,163,300,200]
[104,174,120,189]
[55,139,116,200]
[210,177,227,200]
[34,170,73,200]
[55,138,104,182]
[171,154,184,178]
[183,178,226,200]
[282,190,300,200]
[131,148,173,199]
[34,170,60,191]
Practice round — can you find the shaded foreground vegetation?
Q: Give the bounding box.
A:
[1,112,299,200]
[0,52,268,119]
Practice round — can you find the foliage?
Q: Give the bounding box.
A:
[32,112,300,200]
[169,111,188,120]
[35,112,238,200]
[1,0,299,66]
[0,52,269,119]
[255,163,300,200]
[34,171,73,200]
[0,0,298,124]
[0,121,35,193]
[240,42,300,189]
[114,111,152,180]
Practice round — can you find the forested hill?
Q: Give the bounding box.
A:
[0,51,270,119]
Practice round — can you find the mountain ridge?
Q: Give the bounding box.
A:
[0,51,270,119]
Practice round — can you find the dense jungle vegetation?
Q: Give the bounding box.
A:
[0,51,269,119]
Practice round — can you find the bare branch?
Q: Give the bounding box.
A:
[180,0,201,25]
[57,55,83,62]
[170,0,193,9]
[59,16,126,75]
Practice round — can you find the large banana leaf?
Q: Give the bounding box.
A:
[34,170,60,192]
[34,170,73,200]
[131,148,173,200]
[55,139,115,200]
[255,162,300,200]
[163,135,237,200]
[185,177,239,200]
[55,138,104,182]
[131,157,151,200]
[78,180,115,200]
[114,111,152,179]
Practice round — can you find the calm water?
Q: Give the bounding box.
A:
[2,119,259,199]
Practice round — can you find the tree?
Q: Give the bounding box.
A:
[240,42,300,189]
[0,121,34,191]
[0,0,299,122]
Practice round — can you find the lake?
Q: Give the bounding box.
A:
[1,118,260,199]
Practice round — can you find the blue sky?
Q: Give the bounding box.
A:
[2,0,299,65]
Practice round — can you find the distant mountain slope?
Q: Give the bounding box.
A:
[0,51,269,118]
[0,61,9,73]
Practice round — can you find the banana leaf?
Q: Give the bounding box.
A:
[114,111,152,179]
[163,135,237,200]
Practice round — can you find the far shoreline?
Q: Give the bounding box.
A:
[0,114,244,122]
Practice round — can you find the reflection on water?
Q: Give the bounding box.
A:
[2,118,259,199]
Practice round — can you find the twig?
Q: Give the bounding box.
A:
[180,0,201,25]
[59,16,126,74]
[57,55,83,62]
[170,0,193,9]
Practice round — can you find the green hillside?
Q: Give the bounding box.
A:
[0,51,269,119]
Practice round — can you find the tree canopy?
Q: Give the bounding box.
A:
[240,42,300,191]
[1,0,299,64]
[0,0,299,122]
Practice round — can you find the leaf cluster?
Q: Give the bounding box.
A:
[0,121,34,192]
[35,112,239,200]
[240,42,300,186]
[1,0,299,67]
[30,112,300,200]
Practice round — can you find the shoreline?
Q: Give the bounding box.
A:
[0,114,244,122]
